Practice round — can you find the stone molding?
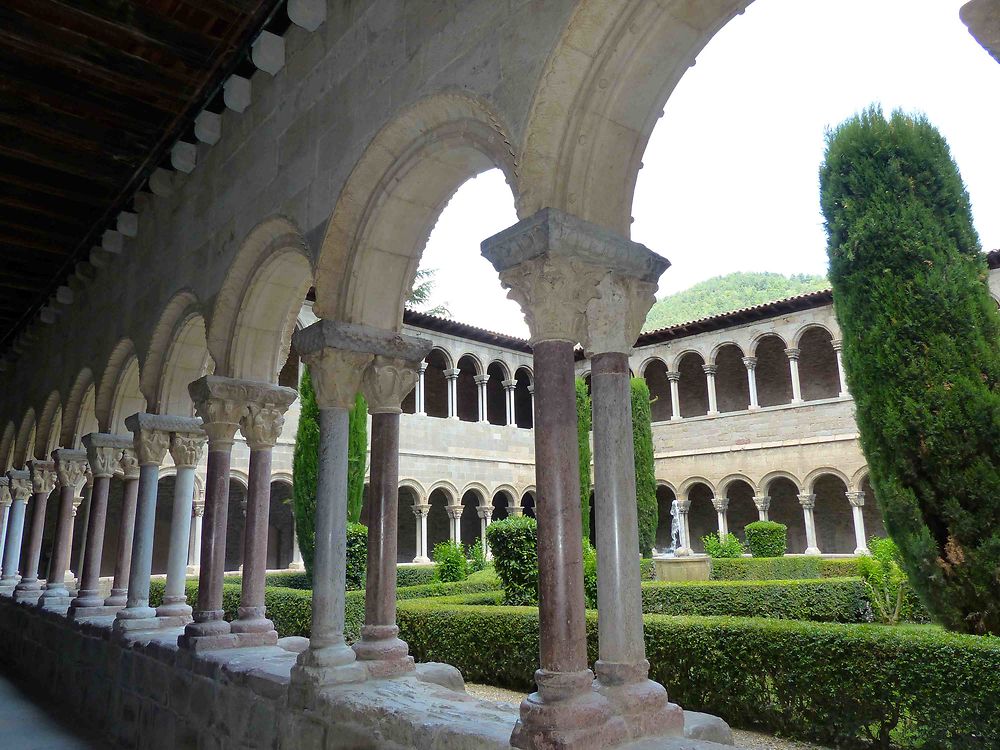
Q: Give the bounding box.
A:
[797,493,816,510]
[52,449,89,491]
[752,495,771,512]
[27,460,57,496]
[711,497,729,513]
[6,470,31,502]
[666,371,680,383]
[302,347,372,410]
[188,377,262,446]
[120,448,140,480]
[445,504,463,520]
[294,319,431,363]
[443,368,460,380]
[411,503,431,517]
[170,432,208,468]
[846,491,865,508]
[675,498,691,513]
[474,374,489,385]
[831,339,843,352]
[501,378,517,390]
[476,505,493,520]
[362,356,422,415]
[83,433,133,479]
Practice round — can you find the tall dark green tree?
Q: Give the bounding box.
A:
[820,106,1000,635]
[631,378,657,557]
[575,377,592,540]
[347,393,368,523]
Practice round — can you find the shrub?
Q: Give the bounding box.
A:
[631,378,657,557]
[485,515,538,605]
[398,596,1000,749]
[582,538,598,609]
[711,556,859,581]
[641,578,869,623]
[346,393,368,523]
[744,521,787,558]
[702,532,744,559]
[857,536,931,625]
[575,377,592,540]
[468,538,487,573]
[820,107,1000,635]
[291,366,320,576]
[346,522,367,590]
[432,540,468,583]
[396,565,436,587]
[640,558,656,581]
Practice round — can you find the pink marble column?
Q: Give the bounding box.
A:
[40,449,88,608]
[354,344,429,678]
[14,460,57,604]
[231,389,296,646]
[106,448,140,608]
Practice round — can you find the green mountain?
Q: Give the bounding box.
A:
[642,271,829,331]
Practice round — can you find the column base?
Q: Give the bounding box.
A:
[38,592,73,610]
[177,610,239,652]
[288,561,305,571]
[0,576,19,596]
[13,581,42,604]
[353,626,416,679]
[289,643,368,709]
[804,547,822,556]
[230,607,279,646]
[104,589,127,608]
[185,565,199,576]
[594,660,684,741]
[510,669,628,750]
[156,599,193,619]
[68,603,123,620]
[412,556,431,564]
[113,606,161,634]
[854,547,870,556]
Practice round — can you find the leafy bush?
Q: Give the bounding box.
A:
[858,536,930,625]
[640,558,655,581]
[711,556,859,581]
[346,522,367,591]
[575,377,591,541]
[821,107,1000,635]
[398,596,1000,749]
[641,578,869,623]
[292,367,320,576]
[485,515,538,605]
[396,565,436,587]
[468,538,487,573]
[432,540,468,583]
[744,521,786,558]
[631,377,657,557]
[582,538,598,609]
[702,532,744,559]
[347,394,368,523]
[223,571,312,590]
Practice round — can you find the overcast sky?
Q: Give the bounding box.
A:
[418,0,1000,338]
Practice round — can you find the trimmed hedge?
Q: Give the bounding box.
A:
[641,578,869,623]
[396,565,436,587]
[744,521,787,558]
[398,596,1000,749]
[223,571,312,590]
[710,556,860,581]
[640,559,655,581]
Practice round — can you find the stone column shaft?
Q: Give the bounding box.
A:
[15,461,56,603]
[703,364,719,415]
[158,428,204,624]
[416,361,427,415]
[444,368,460,419]
[0,497,9,572]
[1,471,31,592]
[106,453,139,608]
[667,372,681,421]
[290,524,304,570]
[475,374,489,422]
[743,357,759,410]
[70,475,111,612]
[786,348,803,404]
[42,450,88,606]
[188,505,204,571]
[847,491,869,555]
[73,483,92,580]
[832,340,848,397]
[413,505,430,564]
[798,493,821,555]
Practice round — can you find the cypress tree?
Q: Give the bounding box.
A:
[347,393,368,524]
[575,377,592,540]
[631,377,657,558]
[292,366,320,576]
[820,107,1000,634]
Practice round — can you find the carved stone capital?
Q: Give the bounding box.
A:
[170,432,208,468]
[83,432,139,477]
[476,505,493,520]
[797,493,816,510]
[303,347,372,410]
[193,503,205,518]
[675,498,691,513]
[27,460,57,496]
[784,348,801,361]
[445,504,464,520]
[752,495,771,512]
[119,448,140,480]
[711,497,729,513]
[702,364,718,376]
[666,371,681,383]
[361,355,422,414]
[188,377,253,447]
[0,479,10,508]
[474,374,489,386]
[241,401,290,450]
[412,503,431,518]
[501,378,517,391]
[831,338,843,352]
[742,357,758,370]
[443,368,460,381]
[131,429,170,466]
[6,470,31,502]
[846,491,866,508]
[583,272,659,355]
[52,449,89,491]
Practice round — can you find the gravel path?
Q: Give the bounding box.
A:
[464,684,831,750]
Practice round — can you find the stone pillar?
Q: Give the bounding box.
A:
[445,504,463,544]
[444,368,460,419]
[71,434,131,617]
[416,360,427,415]
[289,320,374,697]
[673,499,691,557]
[483,208,633,749]
[114,415,171,632]
[702,364,719,415]
[753,495,771,522]
[106,448,140,608]
[188,502,204,574]
[0,479,10,575]
[40,449,88,608]
[355,340,430,677]
[477,505,494,560]
[798,493,821,555]
[289,525,305,570]
[475,374,489,422]
[232,388,297,645]
[785,348,803,404]
[712,497,729,540]
[179,376,248,651]
[412,504,430,564]
[666,372,682,420]
[14,460,56,603]
[157,427,206,625]
[832,339,848,397]
[0,470,31,594]
[527,384,535,422]
[743,356,759,410]
[503,378,517,426]
[846,491,869,555]
[73,477,92,583]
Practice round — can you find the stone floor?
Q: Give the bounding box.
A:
[0,670,103,749]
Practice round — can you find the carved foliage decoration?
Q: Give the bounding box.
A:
[133,429,170,466]
[9,476,31,502]
[361,356,418,414]
[303,348,373,410]
[28,461,56,495]
[55,457,89,491]
[583,272,657,356]
[240,402,288,450]
[170,433,207,468]
[88,446,122,478]
[120,448,140,480]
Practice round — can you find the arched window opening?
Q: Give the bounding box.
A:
[715,345,750,414]
[151,476,175,576]
[521,491,536,519]
[423,350,449,418]
[677,353,709,418]
[686,483,715,553]
[755,336,793,407]
[397,486,418,562]
[460,490,481,550]
[268,480,295,570]
[456,355,479,423]
[654,485,676,552]
[486,361,508,425]
[101,476,125,578]
[643,360,672,422]
[513,367,533,428]
[225,479,247,572]
[492,490,511,521]
[813,473,853,554]
[724,479,757,541]
[427,488,452,552]
[766,477,806,553]
[798,328,840,401]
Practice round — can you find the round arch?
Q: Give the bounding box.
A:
[718,473,758,496]
[314,93,519,330]
[96,339,143,433]
[760,470,802,495]
[426,480,459,505]
[791,322,834,349]
[398,478,427,504]
[61,369,96,447]
[14,408,36,468]
[0,422,15,471]
[141,291,214,414]
[35,391,62,459]
[749,331,788,356]
[679,475,716,500]
[803,467,851,494]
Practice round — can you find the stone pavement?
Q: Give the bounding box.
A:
[0,670,102,749]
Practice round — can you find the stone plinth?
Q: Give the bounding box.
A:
[652,556,712,582]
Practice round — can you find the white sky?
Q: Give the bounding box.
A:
[417,0,1000,338]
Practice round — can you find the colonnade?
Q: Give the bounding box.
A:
[413,358,534,426]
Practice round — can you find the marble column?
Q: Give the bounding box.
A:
[188,502,204,574]
[483,208,631,749]
[785,348,803,404]
[412,504,430,564]
[703,364,719,415]
[0,479,10,572]
[106,448,140,608]
[179,376,248,651]
[0,470,31,595]
[798,493,821,555]
[157,427,206,625]
[477,505,494,559]
[71,433,131,617]
[475,374,489,422]
[444,368,460,419]
[832,339,848,397]
[674,499,692,556]
[445,504,462,544]
[712,497,729,540]
[14,460,56,604]
[753,495,771,522]
[666,371,682,420]
[416,360,428,415]
[503,378,517,425]
[114,414,171,633]
[355,342,429,677]
[232,388,297,645]
[40,449,88,608]
[846,491,869,555]
[289,320,373,697]
[743,357,760,410]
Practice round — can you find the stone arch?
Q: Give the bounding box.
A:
[679,476,715,499]
[521,490,536,519]
[812,472,853,554]
[685,481,716,554]
[642,357,672,422]
[142,291,214,414]
[398,479,427,504]
[760,470,802,495]
[766,476,807,553]
[723,478,757,541]
[268,478,295,570]
[718,473,757,497]
[397,484,420,563]
[486,360,509,426]
[492,483,518,522]
[654,482,676,552]
[96,339,145,433]
[209,216,313,382]
[675,351,709,417]
[455,354,480,423]
[427,480,458,504]
[804,466,851,494]
[753,333,792,407]
[513,366,533,428]
[850,467,870,494]
[797,325,840,402]
[0,422,15,471]
[35,391,62,459]
[424,348,451,419]
[456,353,484,376]
[314,93,519,330]
[61,369,96,448]
[518,0,751,233]
[459,487,484,549]
[713,343,749,414]
[427,485,453,554]
[14,408,36,468]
